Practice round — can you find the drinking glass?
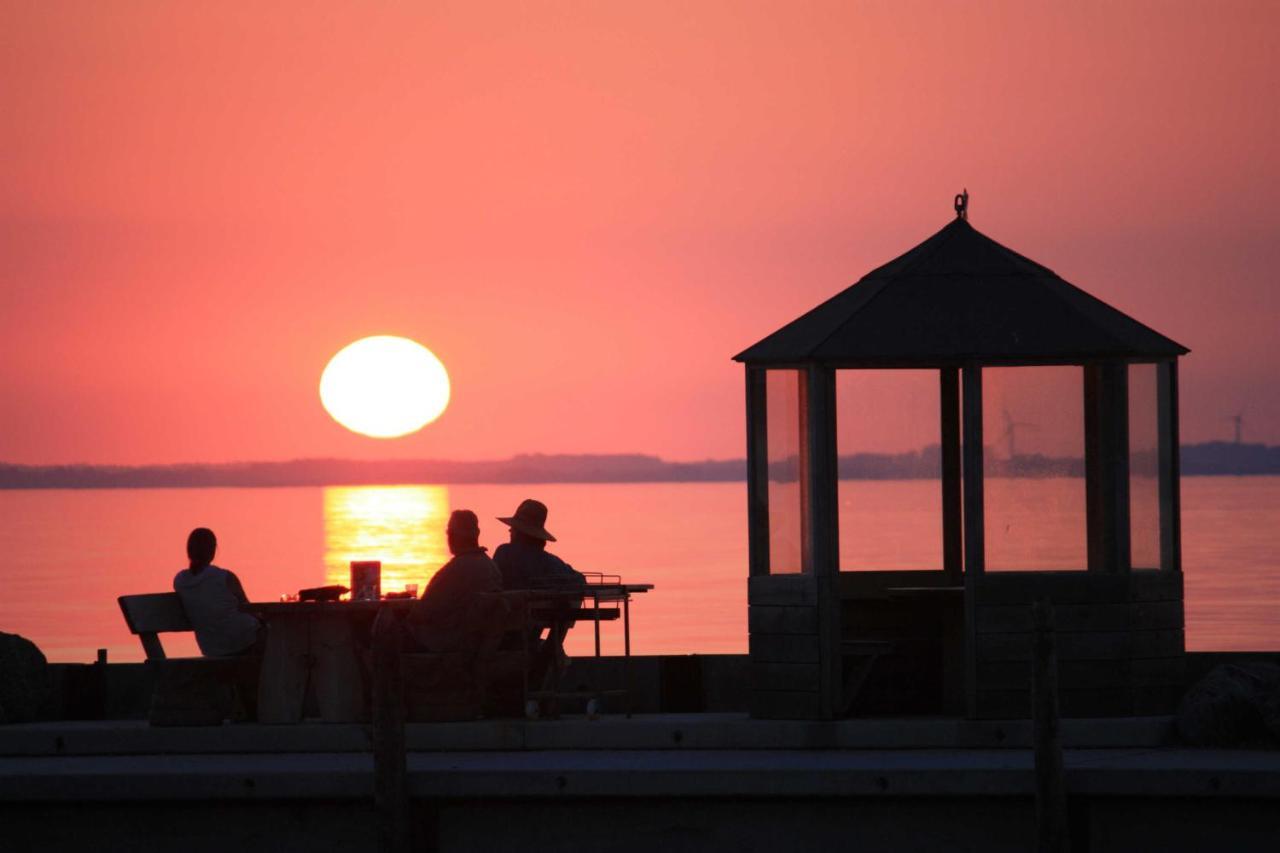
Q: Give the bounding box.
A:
[406,583,419,598]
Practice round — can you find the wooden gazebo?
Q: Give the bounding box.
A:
[736,196,1189,720]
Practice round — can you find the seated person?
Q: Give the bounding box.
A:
[492,499,585,591]
[492,499,585,688]
[407,510,502,653]
[173,527,263,657]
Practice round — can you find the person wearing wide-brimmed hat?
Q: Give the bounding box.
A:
[492,499,583,591]
[492,499,585,696]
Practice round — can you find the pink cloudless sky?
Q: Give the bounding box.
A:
[2,1,1277,465]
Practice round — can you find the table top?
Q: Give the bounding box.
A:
[247,598,415,614]
[248,582,652,614]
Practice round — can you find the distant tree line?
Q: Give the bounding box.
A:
[1,442,1277,489]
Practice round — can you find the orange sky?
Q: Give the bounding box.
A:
[2,1,1277,465]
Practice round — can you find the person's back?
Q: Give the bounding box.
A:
[493,539,584,590]
[491,500,584,695]
[409,510,502,653]
[173,527,262,657]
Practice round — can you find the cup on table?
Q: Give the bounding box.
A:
[406,583,419,598]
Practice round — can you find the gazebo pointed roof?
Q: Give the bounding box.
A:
[734,215,1188,366]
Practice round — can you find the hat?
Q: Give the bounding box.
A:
[498,499,556,542]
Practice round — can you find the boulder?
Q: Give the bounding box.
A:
[1176,663,1280,747]
[0,631,52,723]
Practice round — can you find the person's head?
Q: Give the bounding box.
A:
[187,527,217,569]
[446,510,481,555]
[497,498,555,551]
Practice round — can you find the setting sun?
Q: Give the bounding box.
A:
[319,336,451,438]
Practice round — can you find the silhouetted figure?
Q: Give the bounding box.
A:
[492,499,585,590]
[492,499,586,690]
[173,527,263,657]
[407,510,502,653]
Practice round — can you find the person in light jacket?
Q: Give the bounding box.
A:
[173,527,263,657]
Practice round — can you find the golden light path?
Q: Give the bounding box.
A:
[319,336,451,438]
[323,485,451,594]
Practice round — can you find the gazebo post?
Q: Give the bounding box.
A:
[745,367,770,578]
[940,368,963,583]
[961,365,985,719]
[1085,362,1132,573]
[1157,360,1183,574]
[804,365,842,719]
[960,366,985,574]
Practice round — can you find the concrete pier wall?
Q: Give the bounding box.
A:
[41,651,1280,722]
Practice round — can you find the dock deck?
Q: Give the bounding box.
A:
[3,715,1278,853]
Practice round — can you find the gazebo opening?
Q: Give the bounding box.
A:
[982,365,1087,572]
[836,369,941,571]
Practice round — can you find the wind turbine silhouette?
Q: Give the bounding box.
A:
[1002,409,1038,459]
[1225,412,1244,444]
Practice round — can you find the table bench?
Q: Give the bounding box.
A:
[523,582,652,718]
[117,593,259,726]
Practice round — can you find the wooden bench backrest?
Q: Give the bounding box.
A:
[118,593,192,660]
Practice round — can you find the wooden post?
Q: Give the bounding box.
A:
[1157,360,1182,574]
[1085,363,1131,573]
[1107,364,1131,572]
[961,366,984,718]
[806,365,841,720]
[1084,365,1103,572]
[1032,599,1069,853]
[960,366,985,576]
[94,648,109,719]
[940,368,963,582]
[798,372,813,574]
[371,607,409,853]
[746,367,771,578]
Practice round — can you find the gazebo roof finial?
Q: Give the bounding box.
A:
[954,188,969,220]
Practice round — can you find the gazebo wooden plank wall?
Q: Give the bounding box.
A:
[736,198,1190,720]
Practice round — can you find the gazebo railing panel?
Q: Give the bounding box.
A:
[968,570,1185,718]
[748,573,824,718]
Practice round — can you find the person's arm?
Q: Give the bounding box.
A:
[545,553,586,587]
[227,571,251,607]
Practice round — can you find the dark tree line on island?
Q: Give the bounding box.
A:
[1,441,1277,489]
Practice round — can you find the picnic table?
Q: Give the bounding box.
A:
[248,579,653,724]
[523,580,653,717]
[248,598,414,724]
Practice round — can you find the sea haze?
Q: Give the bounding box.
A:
[1,442,1278,489]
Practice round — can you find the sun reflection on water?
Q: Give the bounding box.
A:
[323,485,451,594]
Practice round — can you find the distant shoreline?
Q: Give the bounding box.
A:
[1,442,1277,489]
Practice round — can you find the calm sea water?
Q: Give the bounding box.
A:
[0,477,1276,662]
